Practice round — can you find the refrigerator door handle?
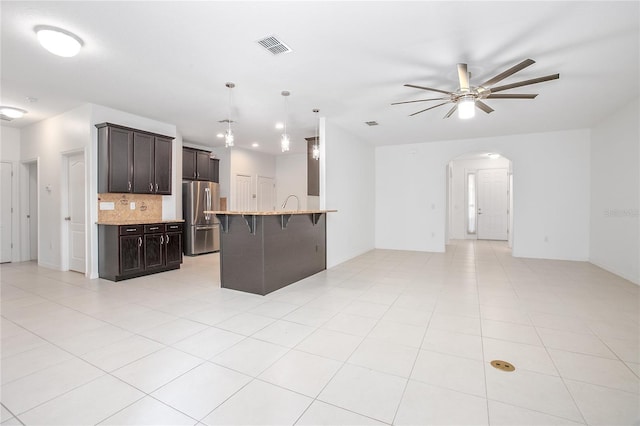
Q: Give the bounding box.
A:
[204,187,211,221]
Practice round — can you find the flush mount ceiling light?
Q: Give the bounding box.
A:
[487,153,501,159]
[280,91,291,152]
[312,109,320,161]
[35,25,83,57]
[251,142,260,148]
[223,82,235,148]
[0,106,27,119]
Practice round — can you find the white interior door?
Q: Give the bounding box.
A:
[477,168,509,240]
[67,153,85,273]
[257,176,275,211]
[28,163,38,260]
[234,174,252,211]
[0,162,13,263]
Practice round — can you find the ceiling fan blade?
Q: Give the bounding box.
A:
[391,97,450,105]
[486,94,538,99]
[475,100,494,114]
[457,63,470,91]
[490,74,560,93]
[409,101,451,116]
[404,84,454,95]
[480,58,536,88]
[443,105,458,119]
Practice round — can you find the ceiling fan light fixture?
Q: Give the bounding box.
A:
[35,26,83,57]
[224,129,234,148]
[458,96,476,119]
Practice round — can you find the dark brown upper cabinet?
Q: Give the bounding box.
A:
[97,123,174,194]
[182,147,219,183]
[306,137,320,196]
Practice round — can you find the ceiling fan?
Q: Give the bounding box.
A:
[392,59,559,119]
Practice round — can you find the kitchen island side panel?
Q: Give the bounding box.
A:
[219,215,265,295]
[219,213,327,295]
[263,214,326,294]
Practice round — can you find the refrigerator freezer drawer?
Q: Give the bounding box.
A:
[185,224,220,255]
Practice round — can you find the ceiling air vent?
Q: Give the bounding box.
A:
[257,35,292,55]
[365,121,379,126]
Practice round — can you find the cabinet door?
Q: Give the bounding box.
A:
[144,233,164,270]
[196,151,211,180]
[154,137,172,194]
[120,235,143,275]
[210,158,220,183]
[133,132,154,193]
[165,231,182,266]
[182,148,196,180]
[108,127,133,193]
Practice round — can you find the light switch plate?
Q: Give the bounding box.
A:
[130,202,136,210]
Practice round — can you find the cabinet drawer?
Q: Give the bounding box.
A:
[166,223,183,232]
[119,225,143,235]
[144,224,166,233]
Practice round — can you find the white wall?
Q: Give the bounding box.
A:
[590,98,639,284]
[20,105,93,271]
[449,156,510,240]
[229,148,276,211]
[376,129,591,261]
[324,120,376,267]
[276,153,308,210]
[0,126,21,262]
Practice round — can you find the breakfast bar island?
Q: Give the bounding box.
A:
[206,210,336,295]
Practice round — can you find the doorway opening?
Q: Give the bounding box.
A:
[446,153,513,249]
[0,161,13,263]
[21,160,39,261]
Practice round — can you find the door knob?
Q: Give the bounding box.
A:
[64,216,71,221]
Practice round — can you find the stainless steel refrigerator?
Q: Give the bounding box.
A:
[183,181,220,255]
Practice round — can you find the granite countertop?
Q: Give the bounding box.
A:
[204,210,337,215]
[96,219,185,225]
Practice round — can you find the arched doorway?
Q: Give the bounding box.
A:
[446,152,513,250]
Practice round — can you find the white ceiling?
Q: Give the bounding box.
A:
[1,1,638,155]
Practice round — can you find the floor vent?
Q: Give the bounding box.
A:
[257,35,292,55]
[365,121,379,126]
[490,360,515,372]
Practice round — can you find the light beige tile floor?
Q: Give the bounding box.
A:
[1,240,639,425]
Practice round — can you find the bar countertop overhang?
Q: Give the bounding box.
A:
[203,210,337,215]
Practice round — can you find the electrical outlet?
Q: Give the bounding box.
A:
[130,202,135,210]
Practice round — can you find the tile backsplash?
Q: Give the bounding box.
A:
[98,193,162,223]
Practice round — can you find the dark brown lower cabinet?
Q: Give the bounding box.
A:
[99,222,183,281]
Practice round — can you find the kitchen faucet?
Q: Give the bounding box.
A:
[281,194,300,211]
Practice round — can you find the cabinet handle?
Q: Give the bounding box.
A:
[128,181,132,191]
[138,236,142,247]
[166,234,170,244]
[149,182,153,192]
[155,183,158,192]
[193,171,196,179]
[126,228,137,232]
[149,226,159,231]
[160,235,164,244]
[197,172,200,178]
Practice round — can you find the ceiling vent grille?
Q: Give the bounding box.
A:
[365,121,379,126]
[257,35,292,55]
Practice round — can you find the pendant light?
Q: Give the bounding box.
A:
[312,109,320,160]
[224,82,235,148]
[280,91,290,152]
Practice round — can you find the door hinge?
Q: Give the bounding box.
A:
[11,243,13,248]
